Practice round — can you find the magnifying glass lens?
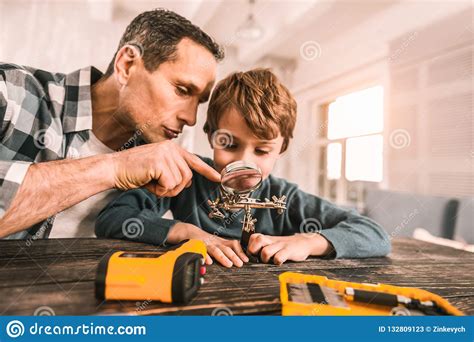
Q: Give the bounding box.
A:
[220,161,262,195]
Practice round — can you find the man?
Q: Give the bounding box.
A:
[0,9,224,239]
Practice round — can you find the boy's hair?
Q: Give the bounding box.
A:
[104,9,224,77]
[204,68,297,153]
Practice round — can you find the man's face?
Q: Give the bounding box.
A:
[118,38,217,142]
[212,107,284,180]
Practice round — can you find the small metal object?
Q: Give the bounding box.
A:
[390,306,425,316]
[208,160,287,253]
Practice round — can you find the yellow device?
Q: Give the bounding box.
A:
[95,239,207,304]
[279,272,464,316]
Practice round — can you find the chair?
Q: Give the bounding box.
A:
[364,189,458,239]
[453,197,473,244]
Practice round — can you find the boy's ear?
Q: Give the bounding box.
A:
[279,140,289,155]
[207,133,214,149]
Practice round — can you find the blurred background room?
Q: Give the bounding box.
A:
[1,0,472,246]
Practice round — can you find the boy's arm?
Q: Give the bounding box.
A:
[96,187,249,267]
[283,187,391,258]
[95,188,178,245]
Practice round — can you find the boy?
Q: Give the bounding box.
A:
[96,69,390,267]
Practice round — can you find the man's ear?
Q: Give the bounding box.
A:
[113,45,142,86]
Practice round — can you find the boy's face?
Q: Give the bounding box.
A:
[212,107,284,180]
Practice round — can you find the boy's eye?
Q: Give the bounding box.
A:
[256,149,270,155]
[225,144,237,150]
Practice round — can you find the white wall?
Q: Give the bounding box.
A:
[0,1,124,73]
[274,1,472,197]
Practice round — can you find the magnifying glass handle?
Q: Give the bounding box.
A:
[240,229,252,250]
[246,252,261,263]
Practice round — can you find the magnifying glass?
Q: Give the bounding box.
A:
[220,160,262,196]
[208,160,286,263]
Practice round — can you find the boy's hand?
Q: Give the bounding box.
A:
[203,234,250,268]
[166,222,249,268]
[247,233,333,265]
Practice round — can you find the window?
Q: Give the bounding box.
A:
[326,142,342,180]
[326,85,384,183]
[346,135,383,182]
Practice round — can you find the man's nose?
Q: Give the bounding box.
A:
[178,102,199,127]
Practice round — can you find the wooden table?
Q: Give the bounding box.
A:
[0,238,473,315]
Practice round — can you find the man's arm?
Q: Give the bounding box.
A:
[0,66,220,237]
[0,154,114,237]
[0,141,221,238]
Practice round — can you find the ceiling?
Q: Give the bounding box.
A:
[89,0,403,64]
[3,0,468,75]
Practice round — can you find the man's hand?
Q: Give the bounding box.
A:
[0,140,219,237]
[247,233,333,265]
[167,222,249,268]
[112,140,220,197]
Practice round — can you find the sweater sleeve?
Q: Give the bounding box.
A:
[95,188,179,245]
[281,181,391,259]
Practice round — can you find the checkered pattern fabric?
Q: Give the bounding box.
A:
[0,63,103,239]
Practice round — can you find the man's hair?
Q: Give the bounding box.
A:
[204,68,297,153]
[104,9,224,76]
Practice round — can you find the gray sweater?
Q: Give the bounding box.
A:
[96,157,391,258]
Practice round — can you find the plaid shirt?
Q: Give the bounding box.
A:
[0,63,104,239]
